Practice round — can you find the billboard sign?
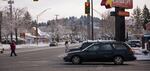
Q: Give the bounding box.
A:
[112,0,133,9]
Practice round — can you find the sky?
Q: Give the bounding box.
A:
[0,0,150,22]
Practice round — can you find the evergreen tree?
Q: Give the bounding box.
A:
[23,11,32,31]
[142,5,150,30]
[132,6,143,34]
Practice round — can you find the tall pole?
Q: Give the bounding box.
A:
[91,0,94,40]
[36,8,51,45]
[87,0,90,40]
[36,16,38,45]
[8,0,14,42]
[0,11,2,43]
[55,14,59,42]
[115,7,125,42]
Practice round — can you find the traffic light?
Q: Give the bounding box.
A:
[85,2,90,14]
[33,0,38,1]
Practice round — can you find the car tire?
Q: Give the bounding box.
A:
[71,56,81,64]
[113,56,124,65]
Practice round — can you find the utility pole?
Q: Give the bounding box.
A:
[91,0,94,40]
[0,11,2,43]
[8,0,14,42]
[55,14,59,42]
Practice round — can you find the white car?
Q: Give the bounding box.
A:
[127,40,143,54]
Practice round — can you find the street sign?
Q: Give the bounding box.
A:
[112,0,133,9]
[110,11,116,16]
[110,11,129,16]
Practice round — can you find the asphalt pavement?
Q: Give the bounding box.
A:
[0,43,150,71]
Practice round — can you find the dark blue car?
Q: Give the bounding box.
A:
[63,41,136,65]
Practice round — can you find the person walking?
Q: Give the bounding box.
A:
[65,41,69,53]
[10,41,17,56]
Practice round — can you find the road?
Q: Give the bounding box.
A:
[0,44,150,71]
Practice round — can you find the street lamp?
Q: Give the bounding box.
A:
[0,0,14,42]
[5,0,14,42]
[36,8,51,45]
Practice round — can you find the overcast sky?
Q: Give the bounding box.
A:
[0,0,150,22]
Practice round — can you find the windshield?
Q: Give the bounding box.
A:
[80,42,93,49]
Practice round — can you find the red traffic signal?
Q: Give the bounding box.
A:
[85,2,90,14]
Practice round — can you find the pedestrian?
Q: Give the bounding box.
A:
[10,40,17,56]
[65,41,69,53]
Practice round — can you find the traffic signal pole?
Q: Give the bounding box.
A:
[85,0,94,40]
[86,0,91,40]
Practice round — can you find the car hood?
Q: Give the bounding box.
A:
[68,48,81,52]
[68,50,81,54]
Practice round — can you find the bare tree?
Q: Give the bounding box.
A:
[1,7,12,41]
[101,11,115,39]
[12,8,26,44]
[1,7,31,43]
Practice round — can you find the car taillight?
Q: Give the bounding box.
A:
[129,48,134,54]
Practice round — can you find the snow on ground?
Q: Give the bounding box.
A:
[134,51,150,61]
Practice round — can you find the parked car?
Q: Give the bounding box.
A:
[127,40,142,54]
[63,41,136,65]
[68,40,99,52]
[49,41,58,46]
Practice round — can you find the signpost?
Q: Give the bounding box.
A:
[101,0,133,42]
